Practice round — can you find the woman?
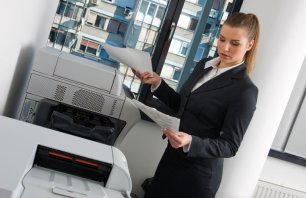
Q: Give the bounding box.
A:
[133,12,260,198]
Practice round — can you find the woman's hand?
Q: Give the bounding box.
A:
[163,128,192,149]
[131,68,161,86]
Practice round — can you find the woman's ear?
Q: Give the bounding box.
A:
[247,39,255,51]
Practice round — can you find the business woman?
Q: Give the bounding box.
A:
[133,12,260,198]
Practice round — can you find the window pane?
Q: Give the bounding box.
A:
[56,2,66,15]
[118,23,127,36]
[156,6,165,20]
[189,18,198,31]
[139,1,149,14]
[147,4,157,17]
[107,19,120,33]
[172,69,181,81]
[86,47,97,55]
[95,15,106,29]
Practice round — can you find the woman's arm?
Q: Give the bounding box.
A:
[185,86,258,158]
[188,86,258,158]
[132,69,181,113]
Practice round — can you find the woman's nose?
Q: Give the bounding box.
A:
[224,43,230,52]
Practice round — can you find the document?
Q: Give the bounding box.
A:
[101,43,152,74]
[132,99,180,132]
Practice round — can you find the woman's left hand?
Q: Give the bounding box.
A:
[163,128,192,149]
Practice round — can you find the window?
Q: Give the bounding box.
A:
[118,23,127,36]
[156,7,165,20]
[189,18,198,31]
[147,4,157,17]
[180,42,189,56]
[139,1,149,15]
[56,1,83,20]
[106,19,127,36]
[172,68,181,81]
[169,38,190,56]
[107,19,120,33]
[80,39,99,55]
[95,15,106,29]
[204,23,211,35]
[56,2,66,15]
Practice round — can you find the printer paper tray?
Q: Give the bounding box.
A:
[21,166,125,198]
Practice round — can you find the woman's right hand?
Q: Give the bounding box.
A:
[132,68,161,86]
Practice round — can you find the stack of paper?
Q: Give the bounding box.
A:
[132,99,180,132]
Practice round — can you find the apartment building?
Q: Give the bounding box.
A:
[47,0,234,93]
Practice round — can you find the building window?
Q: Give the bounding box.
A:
[180,42,189,56]
[139,1,149,15]
[56,1,83,20]
[155,6,165,20]
[178,14,199,31]
[204,23,212,35]
[107,19,120,33]
[118,23,127,36]
[80,39,99,55]
[172,68,181,81]
[94,15,106,29]
[169,38,190,57]
[189,18,198,31]
[147,4,157,17]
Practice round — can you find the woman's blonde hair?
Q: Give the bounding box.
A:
[224,12,260,74]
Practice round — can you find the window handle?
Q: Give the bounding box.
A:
[168,22,176,41]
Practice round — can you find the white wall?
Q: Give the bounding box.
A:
[216,0,306,197]
[0,1,58,117]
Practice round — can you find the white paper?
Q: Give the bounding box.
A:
[101,43,152,74]
[132,99,180,132]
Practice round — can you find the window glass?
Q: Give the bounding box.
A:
[147,4,157,17]
[95,15,106,29]
[47,0,240,97]
[160,0,240,91]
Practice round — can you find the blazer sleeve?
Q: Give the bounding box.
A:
[187,85,258,158]
[153,80,181,113]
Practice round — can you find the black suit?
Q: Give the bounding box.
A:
[146,58,258,198]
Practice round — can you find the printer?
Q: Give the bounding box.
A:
[0,116,132,198]
[16,46,141,146]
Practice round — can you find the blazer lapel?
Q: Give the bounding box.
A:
[183,66,213,94]
[191,64,246,94]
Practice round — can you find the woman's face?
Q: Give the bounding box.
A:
[217,24,254,67]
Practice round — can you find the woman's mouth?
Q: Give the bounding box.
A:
[219,53,230,59]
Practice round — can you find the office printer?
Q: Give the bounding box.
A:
[17,46,140,146]
[0,116,132,198]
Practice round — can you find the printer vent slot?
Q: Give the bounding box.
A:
[72,89,105,112]
[54,85,67,101]
[110,99,118,116]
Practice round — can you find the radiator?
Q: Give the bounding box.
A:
[253,180,306,198]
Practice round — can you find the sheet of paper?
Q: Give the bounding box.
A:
[132,99,180,132]
[101,43,152,74]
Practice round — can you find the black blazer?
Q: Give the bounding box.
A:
[147,58,258,198]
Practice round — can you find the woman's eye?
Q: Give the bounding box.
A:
[232,42,240,46]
